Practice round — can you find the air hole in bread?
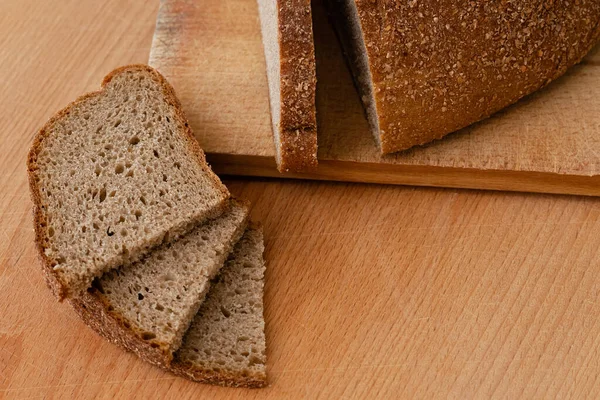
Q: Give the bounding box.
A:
[248,356,264,367]
[161,272,175,281]
[115,164,124,174]
[129,136,140,145]
[141,332,156,341]
[138,293,144,300]
[99,188,107,202]
[220,306,231,318]
[91,279,105,294]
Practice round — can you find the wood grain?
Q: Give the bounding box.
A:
[4,0,600,399]
[149,0,600,196]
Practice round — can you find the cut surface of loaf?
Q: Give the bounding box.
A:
[257,0,318,173]
[170,226,267,388]
[70,200,250,366]
[329,0,600,154]
[27,65,229,299]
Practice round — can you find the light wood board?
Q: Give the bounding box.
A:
[149,0,600,196]
[5,0,600,398]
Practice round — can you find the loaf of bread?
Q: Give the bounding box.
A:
[171,226,267,388]
[328,0,600,154]
[27,65,229,299]
[257,0,318,172]
[70,200,249,366]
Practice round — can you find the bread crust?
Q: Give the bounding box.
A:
[169,360,267,388]
[337,0,600,154]
[68,198,249,365]
[71,292,266,388]
[27,64,229,300]
[69,218,267,389]
[277,0,319,172]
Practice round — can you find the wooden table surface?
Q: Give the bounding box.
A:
[2,1,600,398]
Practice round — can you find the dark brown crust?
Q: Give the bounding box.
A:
[68,205,266,388]
[277,0,319,173]
[26,64,229,300]
[70,290,171,367]
[168,360,267,389]
[335,0,600,154]
[71,287,266,388]
[68,198,249,368]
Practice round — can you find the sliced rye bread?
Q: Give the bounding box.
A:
[69,199,250,366]
[27,65,229,299]
[170,226,267,388]
[257,0,318,173]
[327,0,600,154]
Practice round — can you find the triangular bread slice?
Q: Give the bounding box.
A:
[257,0,318,173]
[170,226,267,388]
[70,200,249,366]
[28,65,229,299]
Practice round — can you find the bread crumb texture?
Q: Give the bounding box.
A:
[172,227,267,388]
[28,65,228,297]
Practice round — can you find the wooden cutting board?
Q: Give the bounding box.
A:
[7,0,600,398]
[150,0,600,196]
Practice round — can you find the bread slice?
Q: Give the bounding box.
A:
[170,226,267,388]
[69,200,250,366]
[27,65,229,299]
[327,0,600,154]
[257,0,318,173]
